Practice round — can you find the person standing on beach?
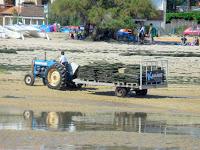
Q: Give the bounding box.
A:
[139,25,145,44]
[194,37,199,46]
[148,23,156,44]
[181,35,187,46]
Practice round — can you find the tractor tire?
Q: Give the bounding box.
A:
[115,87,128,97]
[24,74,34,86]
[135,89,148,96]
[45,63,67,90]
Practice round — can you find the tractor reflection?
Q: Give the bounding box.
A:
[23,110,83,131]
[0,110,167,133]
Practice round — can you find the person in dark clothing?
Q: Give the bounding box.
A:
[194,37,199,46]
[181,35,187,45]
[139,25,145,44]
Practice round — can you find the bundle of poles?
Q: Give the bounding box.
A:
[78,62,161,83]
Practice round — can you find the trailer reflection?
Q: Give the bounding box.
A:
[0,110,200,137]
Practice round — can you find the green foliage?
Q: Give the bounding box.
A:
[166,12,200,23]
[175,25,188,35]
[50,0,157,27]
[50,0,158,40]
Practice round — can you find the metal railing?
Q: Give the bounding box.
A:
[140,60,168,89]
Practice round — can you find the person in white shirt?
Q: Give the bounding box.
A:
[139,25,145,44]
[60,51,68,66]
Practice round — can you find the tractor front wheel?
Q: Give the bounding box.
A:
[45,63,67,90]
[24,74,34,86]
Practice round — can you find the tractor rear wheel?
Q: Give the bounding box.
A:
[24,74,34,86]
[45,63,67,90]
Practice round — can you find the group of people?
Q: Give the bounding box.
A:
[138,23,199,46]
[138,23,157,44]
[181,35,199,46]
[69,30,85,40]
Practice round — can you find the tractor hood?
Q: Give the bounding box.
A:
[34,60,56,67]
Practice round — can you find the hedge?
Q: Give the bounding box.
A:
[166,12,200,24]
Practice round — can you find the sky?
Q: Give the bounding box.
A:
[151,0,166,10]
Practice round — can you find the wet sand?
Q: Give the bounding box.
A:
[0,130,200,150]
[0,36,200,149]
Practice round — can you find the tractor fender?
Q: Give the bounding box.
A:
[68,62,79,78]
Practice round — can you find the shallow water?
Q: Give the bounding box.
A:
[0,145,180,150]
[0,110,200,138]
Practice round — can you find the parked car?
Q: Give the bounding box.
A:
[116,29,136,42]
[183,26,200,36]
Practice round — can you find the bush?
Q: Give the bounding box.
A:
[175,25,188,35]
[166,12,200,24]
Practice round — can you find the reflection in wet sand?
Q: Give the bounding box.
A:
[0,111,200,137]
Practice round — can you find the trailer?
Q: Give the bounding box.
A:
[73,60,168,97]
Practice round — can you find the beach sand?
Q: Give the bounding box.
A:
[0,35,200,149]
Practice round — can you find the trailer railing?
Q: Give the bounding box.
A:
[74,60,168,90]
[140,60,168,90]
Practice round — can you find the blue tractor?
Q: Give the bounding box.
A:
[24,55,79,90]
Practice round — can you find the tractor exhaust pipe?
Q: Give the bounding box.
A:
[45,52,47,61]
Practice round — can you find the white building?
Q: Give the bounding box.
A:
[134,0,167,31]
[148,0,167,29]
[15,0,42,6]
[15,0,55,6]
[0,1,45,26]
[0,0,4,4]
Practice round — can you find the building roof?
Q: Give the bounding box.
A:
[0,4,14,13]
[0,5,44,17]
[0,6,20,15]
[21,5,44,17]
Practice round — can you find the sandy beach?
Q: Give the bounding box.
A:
[0,35,200,150]
[1,35,200,84]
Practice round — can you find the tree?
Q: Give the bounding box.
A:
[50,0,158,40]
[167,0,198,12]
[167,0,185,12]
[187,0,191,11]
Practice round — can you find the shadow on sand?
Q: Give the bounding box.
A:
[91,91,188,99]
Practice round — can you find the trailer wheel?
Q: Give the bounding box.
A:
[115,87,128,97]
[135,89,148,96]
[24,74,34,86]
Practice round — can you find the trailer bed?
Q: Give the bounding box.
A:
[74,60,168,97]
